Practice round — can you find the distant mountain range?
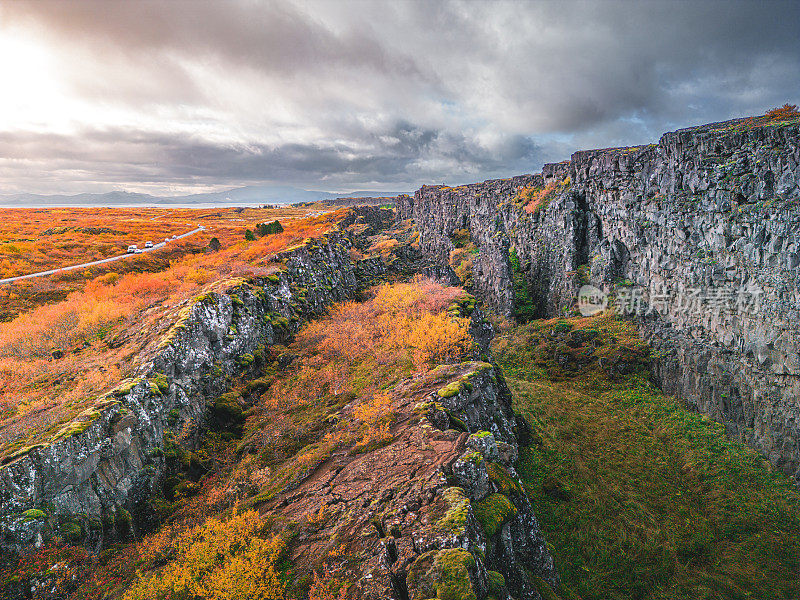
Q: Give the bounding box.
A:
[0,185,407,207]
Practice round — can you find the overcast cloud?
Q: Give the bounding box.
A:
[0,0,798,195]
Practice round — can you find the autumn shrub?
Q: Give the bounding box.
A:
[304,277,473,370]
[353,391,395,450]
[124,510,287,600]
[449,246,474,288]
[766,103,800,120]
[524,180,558,214]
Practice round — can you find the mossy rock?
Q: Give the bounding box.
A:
[414,400,445,415]
[271,316,290,329]
[436,487,471,535]
[486,571,506,597]
[252,346,265,364]
[462,451,484,465]
[446,410,469,433]
[438,381,464,399]
[111,378,140,397]
[236,353,255,368]
[3,443,48,464]
[208,392,245,433]
[488,462,522,496]
[22,508,47,522]
[434,549,478,600]
[151,373,169,394]
[407,548,478,600]
[60,521,83,544]
[116,508,132,526]
[474,493,518,538]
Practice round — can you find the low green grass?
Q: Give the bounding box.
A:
[494,314,800,600]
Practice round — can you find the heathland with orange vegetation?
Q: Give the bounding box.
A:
[0,207,341,462]
[0,205,327,320]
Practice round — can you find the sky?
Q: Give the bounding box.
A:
[0,0,798,196]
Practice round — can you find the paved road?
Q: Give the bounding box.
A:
[0,226,206,285]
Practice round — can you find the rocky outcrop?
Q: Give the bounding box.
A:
[0,210,392,552]
[399,117,800,481]
[266,355,557,600]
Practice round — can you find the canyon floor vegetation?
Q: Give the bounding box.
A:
[493,313,800,600]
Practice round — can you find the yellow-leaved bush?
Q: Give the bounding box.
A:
[124,510,287,600]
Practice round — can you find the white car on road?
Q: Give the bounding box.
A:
[127,245,138,253]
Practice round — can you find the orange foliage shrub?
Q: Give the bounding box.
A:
[304,277,473,370]
[766,103,800,120]
[124,510,287,600]
[353,391,394,448]
[524,180,558,214]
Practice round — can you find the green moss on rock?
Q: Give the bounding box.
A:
[407,548,478,600]
[436,487,471,535]
[446,410,469,433]
[433,549,478,600]
[60,521,83,544]
[486,571,506,597]
[112,378,140,397]
[208,392,245,434]
[488,462,522,496]
[22,509,47,521]
[151,373,169,394]
[236,353,255,368]
[438,381,464,398]
[474,493,517,538]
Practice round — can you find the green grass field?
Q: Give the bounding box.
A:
[493,313,800,600]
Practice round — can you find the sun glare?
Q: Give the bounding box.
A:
[0,28,66,131]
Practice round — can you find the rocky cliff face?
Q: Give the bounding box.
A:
[0,210,391,552]
[399,118,800,481]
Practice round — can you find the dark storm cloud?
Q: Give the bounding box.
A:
[0,125,542,192]
[0,0,798,194]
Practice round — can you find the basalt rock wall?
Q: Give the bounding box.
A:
[399,119,800,480]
